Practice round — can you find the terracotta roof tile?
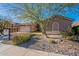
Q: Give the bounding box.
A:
[48,15,72,22]
[72,22,79,27]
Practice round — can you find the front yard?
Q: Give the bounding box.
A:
[19,36,79,56]
[1,32,79,56]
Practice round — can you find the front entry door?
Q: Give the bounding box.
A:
[52,22,59,32]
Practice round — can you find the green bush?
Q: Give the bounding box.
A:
[12,34,31,45]
[60,31,75,40]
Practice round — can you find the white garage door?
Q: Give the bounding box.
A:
[19,26,31,32]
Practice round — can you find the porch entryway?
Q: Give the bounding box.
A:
[52,22,59,32]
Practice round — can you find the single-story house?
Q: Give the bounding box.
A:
[10,23,40,32]
[10,15,72,33]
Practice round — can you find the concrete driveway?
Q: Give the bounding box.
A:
[0,43,64,56]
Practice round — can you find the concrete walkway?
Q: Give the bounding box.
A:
[0,43,64,56]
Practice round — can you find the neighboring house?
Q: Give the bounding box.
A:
[72,22,79,27]
[10,15,72,33]
[10,23,40,32]
[46,15,72,33]
[72,22,79,35]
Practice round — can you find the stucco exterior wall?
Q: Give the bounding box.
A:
[46,16,72,32]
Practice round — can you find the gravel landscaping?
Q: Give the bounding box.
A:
[19,36,79,56]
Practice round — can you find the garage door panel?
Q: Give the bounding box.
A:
[20,26,31,32]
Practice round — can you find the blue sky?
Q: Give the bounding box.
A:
[0,3,79,24]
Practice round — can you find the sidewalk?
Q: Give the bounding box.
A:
[0,43,64,56]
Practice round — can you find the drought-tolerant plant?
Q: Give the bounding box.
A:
[61,29,75,40]
[48,38,57,44]
[12,34,31,45]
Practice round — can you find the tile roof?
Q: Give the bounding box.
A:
[48,15,72,22]
[72,22,79,27]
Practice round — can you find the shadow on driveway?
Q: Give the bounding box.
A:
[19,38,38,48]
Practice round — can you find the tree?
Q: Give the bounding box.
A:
[11,3,77,37]
[0,17,12,35]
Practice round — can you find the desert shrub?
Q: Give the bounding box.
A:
[65,36,75,40]
[12,34,31,45]
[48,38,57,44]
[61,31,75,40]
[61,27,74,38]
[60,27,79,42]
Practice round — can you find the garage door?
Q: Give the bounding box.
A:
[19,26,31,32]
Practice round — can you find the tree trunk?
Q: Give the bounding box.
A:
[40,24,48,38]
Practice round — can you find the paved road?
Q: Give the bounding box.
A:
[0,43,64,56]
